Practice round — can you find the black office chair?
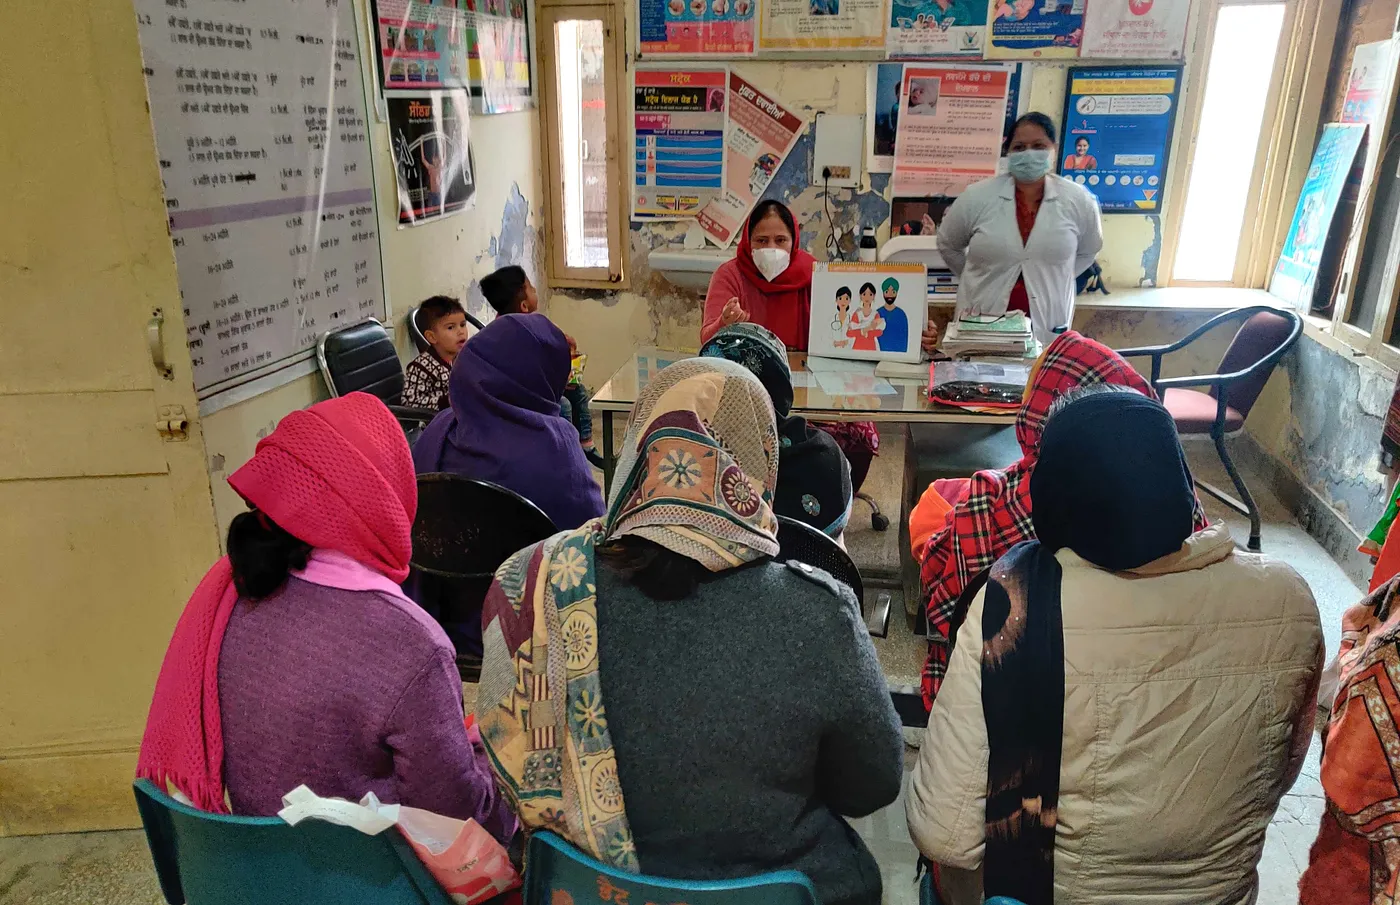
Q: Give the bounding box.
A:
[410,474,557,680]
[317,317,437,441]
[1116,305,1302,552]
[775,516,892,638]
[407,305,487,353]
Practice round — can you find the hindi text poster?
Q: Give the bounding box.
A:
[1060,67,1181,213]
[387,92,477,226]
[891,66,1010,198]
[697,74,805,247]
[634,69,728,220]
[986,0,1084,59]
[759,0,887,51]
[1081,0,1190,59]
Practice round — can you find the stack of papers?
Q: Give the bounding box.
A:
[941,313,1035,359]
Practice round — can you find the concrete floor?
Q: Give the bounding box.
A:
[0,445,1363,905]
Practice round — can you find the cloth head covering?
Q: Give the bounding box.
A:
[138,393,417,813]
[701,324,853,536]
[477,359,780,871]
[1300,575,1400,905]
[412,313,604,531]
[978,390,1196,905]
[917,330,1210,708]
[733,202,816,349]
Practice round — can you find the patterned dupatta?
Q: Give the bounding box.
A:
[477,358,781,870]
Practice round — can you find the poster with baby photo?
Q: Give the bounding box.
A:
[808,263,927,364]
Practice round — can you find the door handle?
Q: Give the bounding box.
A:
[148,308,175,380]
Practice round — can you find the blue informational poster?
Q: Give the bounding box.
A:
[1270,123,1367,308]
[1060,66,1182,213]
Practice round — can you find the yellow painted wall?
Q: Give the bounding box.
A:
[201,10,543,539]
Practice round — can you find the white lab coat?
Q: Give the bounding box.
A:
[938,173,1103,346]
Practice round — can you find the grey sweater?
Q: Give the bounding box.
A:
[595,559,904,905]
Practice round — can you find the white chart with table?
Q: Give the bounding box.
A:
[134,0,386,409]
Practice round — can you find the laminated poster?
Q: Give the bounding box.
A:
[986,0,1084,59]
[1060,67,1181,213]
[638,0,755,56]
[759,0,887,51]
[633,69,728,220]
[387,92,477,226]
[891,66,1010,198]
[887,0,988,58]
[808,263,929,364]
[696,74,805,247]
[372,0,531,114]
[869,60,1021,174]
[1269,124,1367,308]
[1080,0,1190,60]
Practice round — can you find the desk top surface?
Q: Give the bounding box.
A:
[589,348,1019,424]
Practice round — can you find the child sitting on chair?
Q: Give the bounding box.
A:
[403,295,468,410]
[480,266,604,467]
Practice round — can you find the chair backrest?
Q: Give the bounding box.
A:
[1211,308,1301,417]
[133,780,452,905]
[775,515,864,603]
[412,473,557,578]
[317,317,404,404]
[524,831,818,905]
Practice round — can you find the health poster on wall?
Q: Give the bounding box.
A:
[1080,0,1190,59]
[758,0,887,51]
[372,0,531,113]
[133,0,386,405]
[868,61,1021,174]
[891,66,1010,198]
[1269,123,1367,308]
[466,3,533,113]
[887,0,988,57]
[387,92,477,226]
[638,0,756,55]
[633,69,728,220]
[986,0,1084,59]
[1060,67,1181,213]
[696,74,805,247]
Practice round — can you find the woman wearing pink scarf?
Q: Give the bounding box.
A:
[137,393,514,841]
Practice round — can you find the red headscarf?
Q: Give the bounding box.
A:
[734,203,816,349]
[137,393,417,812]
[917,332,1208,708]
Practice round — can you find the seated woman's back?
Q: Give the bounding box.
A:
[478,358,903,905]
[596,558,900,904]
[907,387,1322,905]
[218,568,502,830]
[412,312,603,530]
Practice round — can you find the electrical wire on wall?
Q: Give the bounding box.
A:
[822,167,838,259]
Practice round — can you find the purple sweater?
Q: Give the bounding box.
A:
[217,576,514,841]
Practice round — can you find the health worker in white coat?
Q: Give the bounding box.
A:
[926,112,1103,350]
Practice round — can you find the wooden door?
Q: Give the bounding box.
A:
[0,0,222,834]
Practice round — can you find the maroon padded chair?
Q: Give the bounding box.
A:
[1116,305,1301,552]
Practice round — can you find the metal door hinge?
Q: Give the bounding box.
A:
[156,405,190,441]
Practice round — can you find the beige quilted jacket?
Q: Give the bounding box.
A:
[906,522,1323,905]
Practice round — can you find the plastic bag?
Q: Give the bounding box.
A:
[278,786,520,904]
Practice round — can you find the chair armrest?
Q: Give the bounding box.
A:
[1151,374,1225,391]
[1114,344,1170,358]
[866,590,892,639]
[388,404,439,425]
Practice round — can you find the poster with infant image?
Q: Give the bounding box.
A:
[808,263,928,364]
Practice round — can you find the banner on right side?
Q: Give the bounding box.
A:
[1059,66,1182,214]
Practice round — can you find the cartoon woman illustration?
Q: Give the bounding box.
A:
[846,282,885,352]
[830,286,853,349]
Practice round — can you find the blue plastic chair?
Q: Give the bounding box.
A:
[524,830,818,905]
[133,779,454,905]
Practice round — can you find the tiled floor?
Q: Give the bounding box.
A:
[0,448,1363,905]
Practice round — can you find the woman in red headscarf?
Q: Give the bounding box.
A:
[701,200,881,490]
[137,393,514,841]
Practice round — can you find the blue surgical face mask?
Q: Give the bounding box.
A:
[1007,149,1053,183]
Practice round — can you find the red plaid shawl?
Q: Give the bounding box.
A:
[917,331,1208,708]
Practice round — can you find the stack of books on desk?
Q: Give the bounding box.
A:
[940,312,1035,359]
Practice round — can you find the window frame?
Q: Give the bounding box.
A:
[535,0,631,290]
[1160,0,1336,289]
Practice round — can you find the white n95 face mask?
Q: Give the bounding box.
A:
[752,247,791,282]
